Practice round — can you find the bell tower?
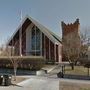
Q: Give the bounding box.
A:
[61,19,80,61]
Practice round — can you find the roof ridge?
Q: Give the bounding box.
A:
[27,15,61,43]
[8,15,61,45]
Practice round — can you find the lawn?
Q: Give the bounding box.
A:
[59,66,90,90]
[60,81,90,90]
[64,66,90,76]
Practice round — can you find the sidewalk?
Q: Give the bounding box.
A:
[17,76,59,90]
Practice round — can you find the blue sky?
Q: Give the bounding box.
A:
[0,0,90,46]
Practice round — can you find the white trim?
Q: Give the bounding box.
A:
[58,44,62,63]
[7,15,61,45]
[26,23,34,55]
[27,15,59,44]
[7,16,29,45]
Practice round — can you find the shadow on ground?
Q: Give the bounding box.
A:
[63,74,90,80]
[0,68,36,75]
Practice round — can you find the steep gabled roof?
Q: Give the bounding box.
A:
[8,15,61,45]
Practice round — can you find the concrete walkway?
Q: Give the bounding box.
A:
[42,65,59,73]
[17,77,59,90]
[0,75,90,90]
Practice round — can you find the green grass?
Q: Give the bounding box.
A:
[80,88,90,90]
[65,66,90,76]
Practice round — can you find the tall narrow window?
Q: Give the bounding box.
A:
[31,27,36,50]
[31,26,41,55]
[36,28,40,50]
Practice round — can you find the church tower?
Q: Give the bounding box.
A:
[61,19,81,61]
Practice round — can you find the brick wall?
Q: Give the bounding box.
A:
[61,19,80,61]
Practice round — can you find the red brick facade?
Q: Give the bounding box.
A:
[61,19,80,61]
[50,40,55,61]
[61,19,80,36]
[8,17,61,63]
[22,30,26,55]
[43,34,59,62]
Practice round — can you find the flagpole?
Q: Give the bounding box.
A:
[19,11,22,56]
[35,26,36,56]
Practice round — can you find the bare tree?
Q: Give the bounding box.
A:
[5,45,23,81]
[0,45,22,81]
[63,30,81,70]
[79,30,90,59]
[79,29,90,76]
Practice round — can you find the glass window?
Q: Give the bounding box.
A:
[31,27,36,50]
[31,26,41,55]
[36,29,40,50]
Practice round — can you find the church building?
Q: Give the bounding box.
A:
[8,15,62,63]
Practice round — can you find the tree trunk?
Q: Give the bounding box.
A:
[70,63,74,70]
[87,67,89,76]
[75,60,77,66]
[14,66,17,81]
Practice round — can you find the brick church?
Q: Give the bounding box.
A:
[8,15,62,63]
[0,16,81,69]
